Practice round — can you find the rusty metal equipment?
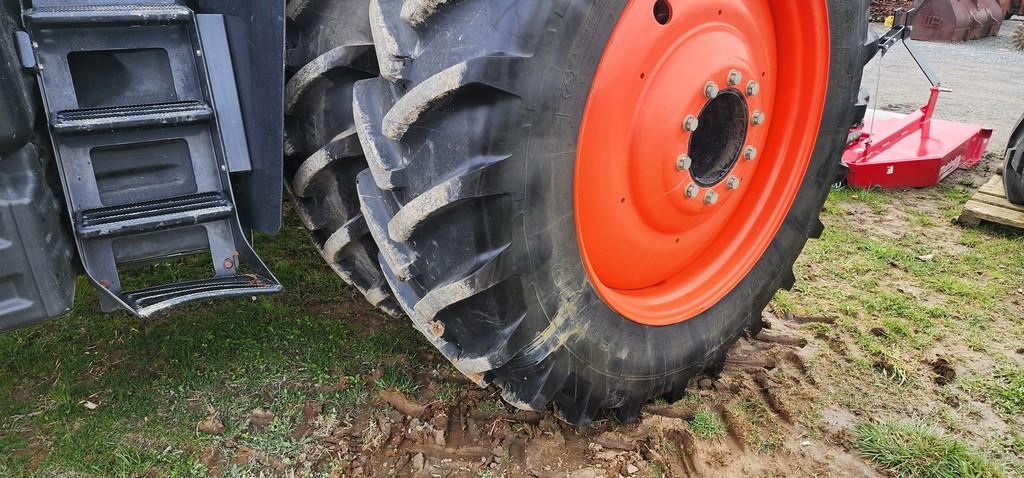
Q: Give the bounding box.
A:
[1007,0,1024,17]
[871,0,914,21]
[912,0,1007,42]
[844,10,993,189]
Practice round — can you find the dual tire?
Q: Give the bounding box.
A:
[286,0,872,425]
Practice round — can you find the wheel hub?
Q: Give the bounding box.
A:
[574,0,831,325]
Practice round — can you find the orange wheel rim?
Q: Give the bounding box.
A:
[575,0,831,326]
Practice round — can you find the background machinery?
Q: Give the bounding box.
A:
[1,0,876,424]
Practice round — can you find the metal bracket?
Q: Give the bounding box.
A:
[876,8,943,88]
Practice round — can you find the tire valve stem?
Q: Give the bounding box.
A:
[683,115,699,132]
[726,176,741,190]
[676,154,692,171]
[704,81,720,99]
[727,69,743,87]
[751,111,766,126]
[744,146,757,161]
[746,80,760,97]
[685,183,699,199]
[704,190,719,205]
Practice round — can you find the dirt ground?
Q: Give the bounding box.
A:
[3,19,1024,478]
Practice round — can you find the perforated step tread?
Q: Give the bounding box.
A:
[123,274,281,317]
[77,192,233,239]
[52,101,213,134]
[24,4,192,27]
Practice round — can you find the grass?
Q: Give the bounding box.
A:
[989,368,1024,414]
[964,366,1024,416]
[854,420,1002,478]
[688,408,726,439]
[0,209,434,477]
[0,172,1021,476]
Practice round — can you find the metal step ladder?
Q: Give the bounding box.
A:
[20,0,281,318]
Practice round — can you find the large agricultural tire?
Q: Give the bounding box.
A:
[1006,114,1024,205]
[348,0,870,425]
[283,0,401,316]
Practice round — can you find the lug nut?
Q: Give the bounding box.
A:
[704,190,719,205]
[751,111,766,126]
[676,154,692,171]
[744,146,757,161]
[745,80,760,97]
[726,176,741,190]
[683,115,699,132]
[727,69,743,86]
[685,183,699,199]
[704,81,720,99]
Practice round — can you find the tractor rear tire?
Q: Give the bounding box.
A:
[351,0,870,425]
[283,0,400,315]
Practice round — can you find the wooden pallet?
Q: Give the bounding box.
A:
[958,175,1024,229]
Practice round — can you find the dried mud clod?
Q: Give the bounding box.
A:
[929,357,956,386]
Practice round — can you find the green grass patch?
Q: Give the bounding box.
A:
[854,420,1002,478]
[0,210,434,477]
[688,408,726,439]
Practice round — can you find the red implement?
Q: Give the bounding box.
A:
[843,86,992,189]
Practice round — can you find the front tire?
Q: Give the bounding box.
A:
[353,0,870,425]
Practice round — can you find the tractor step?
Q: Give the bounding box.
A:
[52,101,214,135]
[124,275,279,318]
[76,192,234,239]
[24,4,192,27]
[22,0,281,317]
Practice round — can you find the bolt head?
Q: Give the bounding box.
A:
[683,115,700,132]
[676,154,692,171]
[726,176,741,190]
[704,190,719,205]
[745,80,760,97]
[727,69,743,86]
[704,81,720,99]
[751,111,766,126]
[744,146,757,161]
[685,183,699,199]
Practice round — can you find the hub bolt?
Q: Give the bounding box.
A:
[751,111,766,126]
[726,176,741,190]
[676,154,692,171]
[727,69,743,86]
[704,190,719,205]
[704,81,720,99]
[744,146,757,161]
[745,80,760,97]
[685,183,699,199]
[683,115,699,132]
